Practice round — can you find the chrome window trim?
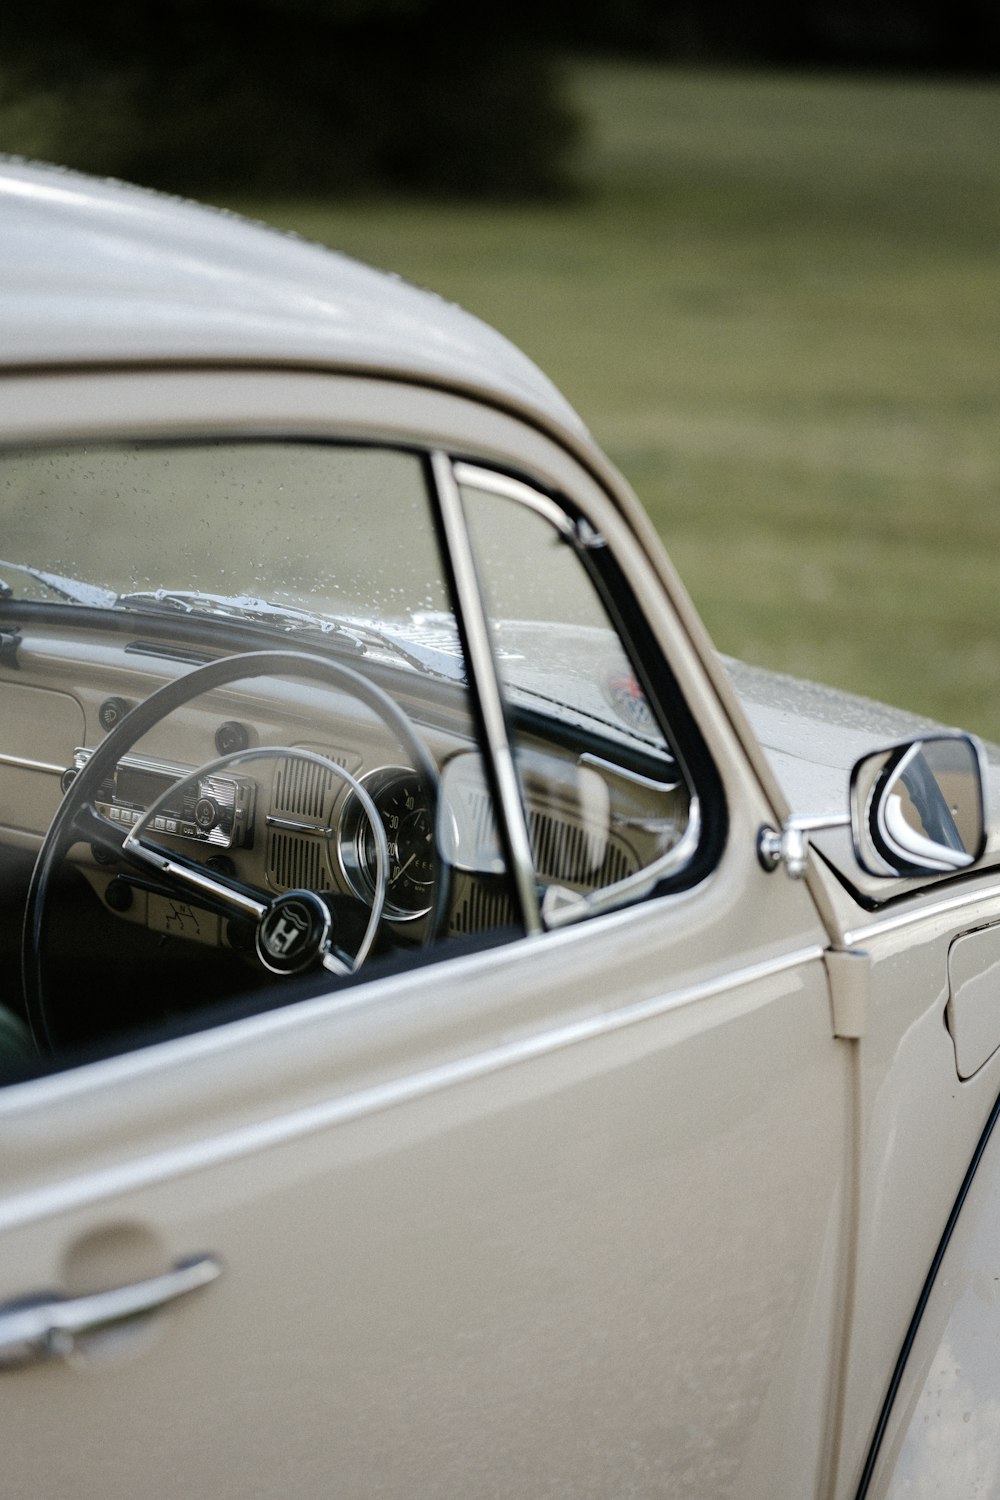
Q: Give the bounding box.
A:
[431,450,543,935]
[452,462,580,542]
[542,798,702,928]
[447,457,705,929]
[578,750,683,795]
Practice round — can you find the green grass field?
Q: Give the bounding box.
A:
[13,61,1000,739]
[223,62,1000,740]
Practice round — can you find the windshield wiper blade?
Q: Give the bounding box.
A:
[0,559,117,608]
[343,616,466,682]
[114,589,367,649]
[115,591,465,681]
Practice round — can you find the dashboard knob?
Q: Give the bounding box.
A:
[105,878,133,912]
[99,696,132,732]
[216,720,250,756]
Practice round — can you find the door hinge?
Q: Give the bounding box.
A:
[825,947,870,1039]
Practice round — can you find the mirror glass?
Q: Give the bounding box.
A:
[851,733,987,878]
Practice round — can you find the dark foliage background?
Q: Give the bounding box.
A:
[0,0,575,196]
[0,0,996,195]
[535,0,1000,71]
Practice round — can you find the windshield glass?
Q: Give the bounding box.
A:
[0,442,450,625]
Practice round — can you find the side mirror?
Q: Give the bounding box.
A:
[850,733,988,879]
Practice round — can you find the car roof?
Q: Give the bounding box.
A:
[0,157,588,439]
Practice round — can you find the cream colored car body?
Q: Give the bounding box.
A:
[0,160,998,1500]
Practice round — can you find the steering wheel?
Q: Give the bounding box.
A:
[23,650,445,1052]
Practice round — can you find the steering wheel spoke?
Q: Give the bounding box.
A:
[321,947,352,978]
[123,834,268,922]
[68,801,128,863]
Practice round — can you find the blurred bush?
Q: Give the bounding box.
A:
[0,0,578,197]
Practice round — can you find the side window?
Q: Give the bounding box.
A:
[0,436,714,1077]
[455,463,700,925]
[0,441,521,1069]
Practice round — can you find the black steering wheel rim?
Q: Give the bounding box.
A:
[23,649,446,1052]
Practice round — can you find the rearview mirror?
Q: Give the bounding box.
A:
[850,733,988,879]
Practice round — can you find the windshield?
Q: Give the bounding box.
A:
[0,441,450,623]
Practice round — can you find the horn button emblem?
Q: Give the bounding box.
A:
[256,890,332,974]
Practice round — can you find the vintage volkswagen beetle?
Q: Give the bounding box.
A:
[0,159,997,1500]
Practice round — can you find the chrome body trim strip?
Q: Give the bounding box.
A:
[844,884,1000,947]
[73,746,193,783]
[0,941,824,1232]
[265,815,335,838]
[0,753,65,777]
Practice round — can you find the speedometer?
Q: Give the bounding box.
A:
[340,767,435,920]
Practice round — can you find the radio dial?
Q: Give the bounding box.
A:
[194,796,220,832]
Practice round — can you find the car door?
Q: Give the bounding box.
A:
[0,369,848,1500]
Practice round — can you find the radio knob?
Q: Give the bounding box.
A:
[194,796,220,832]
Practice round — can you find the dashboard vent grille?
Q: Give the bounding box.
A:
[526,809,633,888]
[449,881,515,936]
[458,789,633,889]
[266,753,346,892]
[272,755,344,818]
[268,830,330,892]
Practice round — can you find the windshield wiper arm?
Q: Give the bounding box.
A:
[0,559,117,609]
[114,589,367,650]
[114,590,469,681]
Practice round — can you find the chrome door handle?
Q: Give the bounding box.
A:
[0,1252,223,1369]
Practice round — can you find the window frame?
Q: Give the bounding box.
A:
[429,453,728,932]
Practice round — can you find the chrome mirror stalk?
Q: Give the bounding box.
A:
[757,814,851,880]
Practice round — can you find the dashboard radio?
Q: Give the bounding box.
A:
[66,749,255,850]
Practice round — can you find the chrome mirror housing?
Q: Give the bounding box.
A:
[850,732,988,879]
